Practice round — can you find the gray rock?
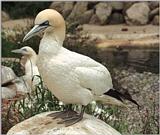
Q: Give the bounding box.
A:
[149,7,159,20]
[67,2,88,22]
[123,2,135,13]
[109,2,124,11]
[89,14,101,25]
[7,112,121,135]
[95,2,112,25]
[152,15,159,25]
[109,13,124,24]
[125,2,150,25]
[2,87,16,99]
[148,1,159,10]
[1,66,16,85]
[2,11,10,22]
[49,2,65,14]
[62,2,74,19]
[78,10,94,24]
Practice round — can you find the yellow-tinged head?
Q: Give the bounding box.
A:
[23,9,66,43]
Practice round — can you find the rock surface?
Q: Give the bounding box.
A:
[62,2,74,19]
[67,2,88,23]
[125,2,150,25]
[2,11,10,22]
[152,15,159,25]
[2,66,17,85]
[2,87,16,99]
[7,112,121,135]
[109,13,124,24]
[95,2,112,24]
[49,2,65,14]
[109,1,124,11]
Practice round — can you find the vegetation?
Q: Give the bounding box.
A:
[2,2,51,19]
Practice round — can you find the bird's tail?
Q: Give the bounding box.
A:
[95,89,140,109]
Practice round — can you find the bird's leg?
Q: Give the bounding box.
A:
[58,105,86,127]
[47,104,77,119]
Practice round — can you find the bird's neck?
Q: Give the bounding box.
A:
[40,29,65,56]
[25,55,37,75]
[27,53,37,65]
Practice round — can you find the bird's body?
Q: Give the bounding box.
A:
[38,36,112,105]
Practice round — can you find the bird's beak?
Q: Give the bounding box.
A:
[11,49,24,54]
[23,24,48,42]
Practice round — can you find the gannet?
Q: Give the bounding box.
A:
[12,46,40,91]
[23,9,139,126]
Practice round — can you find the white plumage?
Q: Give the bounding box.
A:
[38,38,113,105]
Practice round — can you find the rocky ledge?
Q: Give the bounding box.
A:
[7,111,121,135]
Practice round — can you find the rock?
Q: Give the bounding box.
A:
[125,2,150,25]
[152,15,159,25]
[78,10,94,24]
[2,87,16,99]
[109,2,124,11]
[2,11,10,22]
[95,2,112,25]
[1,66,17,85]
[67,2,88,23]
[109,13,124,24]
[49,2,65,14]
[149,7,159,20]
[123,2,135,12]
[89,14,101,25]
[62,2,74,19]
[7,111,121,135]
[148,1,159,10]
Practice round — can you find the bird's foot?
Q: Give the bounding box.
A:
[58,113,83,127]
[47,110,78,119]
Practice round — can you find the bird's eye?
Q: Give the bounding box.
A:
[40,20,49,26]
[22,48,27,52]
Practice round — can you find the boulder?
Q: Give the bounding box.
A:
[125,2,150,25]
[49,2,65,14]
[148,1,159,10]
[2,87,16,99]
[2,11,10,22]
[152,15,159,25]
[67,2,88,23]
[109,13,124,24]
[109,2,124,11]
[78,10,94,24]
[7,111,121,135]
[62,2,74,19]
[149,7,159,20]
[95,2,112,25]
[89,14,101,25]
[1,66,17,85]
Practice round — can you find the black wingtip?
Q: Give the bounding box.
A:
[104,89,140,109]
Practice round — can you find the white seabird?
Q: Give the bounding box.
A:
[12,46,40,90]
[23,9,139,126]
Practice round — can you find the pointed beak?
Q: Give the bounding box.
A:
[23,24,48,42]
[11,49,24,54]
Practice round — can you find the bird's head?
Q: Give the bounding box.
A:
[23,9,65,42]
[12,46,36,57]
